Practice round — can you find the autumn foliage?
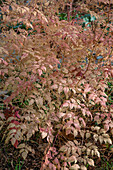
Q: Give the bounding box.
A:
[0,0,113,169]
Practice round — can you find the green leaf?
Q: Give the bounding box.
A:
[109,145,113,150]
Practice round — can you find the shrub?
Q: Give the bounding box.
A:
[0,0,113,169]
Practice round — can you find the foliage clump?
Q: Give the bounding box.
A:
[0,0,113,169]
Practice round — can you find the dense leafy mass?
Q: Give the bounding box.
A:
[0,0,113,169]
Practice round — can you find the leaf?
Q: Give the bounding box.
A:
[87,148,91,155]
[99,136,104,144]
[59,145,68,152]
[41,66,46,72]
[8,129,16,136]
[41,132,47,139]
[64,87,69,94]
[58,112,65,118]
[79,117,86,127]
[86,133,91,139]
[107,138,112,144]
[7,123,16,129]
[70,164,80,170]
[19,149,25,154]
[58,86,63,94]
[7,116,16,122]
[62,102,69,108]
[62,68,68,74]
[84,84,91,93]
[51,84,58,89]
[109,145,113,150]
[73,129,78,137]
[35,84,41,88]
[38,69,42,76]
[11,137,16,145]
[67,156,77,163]
[22,150,28,160]
[11,120,20,125]
[29,99,34,106]
[13,140,19,148]
[104,124,109,131]
[66,147,71,157]
[69,103,75,109]
[35,97,43,107]
[0,112,5,119]
[81,165,87,170]
[74,123,80,130]
[87,159,94,166]
[95,150,100,157]
[17,143,25,149]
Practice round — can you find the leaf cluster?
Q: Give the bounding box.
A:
[0,0,113,169]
